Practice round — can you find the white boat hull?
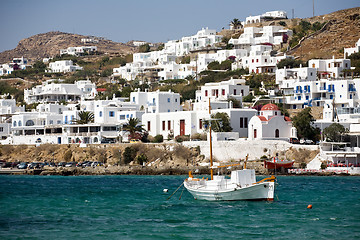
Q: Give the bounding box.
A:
[184,181,275,201]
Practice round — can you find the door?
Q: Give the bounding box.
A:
[57,137,61,144]
[275,129,279,138]
[180,120,185,136]
[254,129,257,139]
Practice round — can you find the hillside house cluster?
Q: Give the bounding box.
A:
[0,57,29,76]
[113,24,292,82]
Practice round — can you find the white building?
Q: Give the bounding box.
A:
[229,26,292,48]
[232,45,289,73]
[47,60,83,73]
[60,46,97,56]
[11,111,64,145]
[24,79,97,104]
[130,89,181,113]
[245,11,287,25]
[194,78,249,111]
[344,38,360,58]
[308,57,351,79]
[248,103,296,140]
[274,58,355,109]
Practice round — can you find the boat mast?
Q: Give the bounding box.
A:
[209,98,214,180]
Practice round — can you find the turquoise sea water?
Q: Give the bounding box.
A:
[0,175,359,239]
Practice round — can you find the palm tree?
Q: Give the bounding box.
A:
[122,117,145,139]
[73,111,94,124]
[230,18,242,30]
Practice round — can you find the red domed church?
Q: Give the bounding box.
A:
[248,104,297,140]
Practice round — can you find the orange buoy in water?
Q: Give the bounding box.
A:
[307,204,313,209]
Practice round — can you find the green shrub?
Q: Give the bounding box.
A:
[153,134,164,143]
[175,135,190,143]
[122,146,137,164]
[136,154,148,165]
[63,150,72,162]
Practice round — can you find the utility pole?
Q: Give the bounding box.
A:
[313,0,315,17]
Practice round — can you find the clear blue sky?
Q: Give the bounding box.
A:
[0,0,358,52]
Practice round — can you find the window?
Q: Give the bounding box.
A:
[330,95,333,99]
[99,111,102,117]
[147,121,151,131]
[49,120,53,125]
[254,129,257,138]
[240,117,243,128]
[162,121,165,131]
[168,120,171,130]
[65,116,68,124]
[13,121,17,127]
[244,118,248,128]
[175,98,178,102]
[120,115,125,120]
[26,120,35,126]
[205,90,208,96]
[132,97,135,102]
[234,89,237,95]
[0,127,3,132]
[109,111,115,117]
[167,98,170,102]
[199,119,202,129]
[222,89,225,95]
[275,112,278,116]
[298,96,301,100]
[18,121,22,127]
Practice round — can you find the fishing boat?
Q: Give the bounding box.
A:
[183,100,276,201]
[264,157,295,170]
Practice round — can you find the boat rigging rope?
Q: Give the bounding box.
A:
[166,182,184,200]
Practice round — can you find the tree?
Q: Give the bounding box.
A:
[139,44,150,53]
[292,108,320,141]
[323,123,348,142]
[73,111,94,124]
[123,117,145,140]
[230,18,242,29]
[277,58,305,69]
[204,112,233,132]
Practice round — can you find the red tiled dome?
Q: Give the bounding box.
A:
[257,116,268,121]
[284,116,292,122]
[261,103,279,111]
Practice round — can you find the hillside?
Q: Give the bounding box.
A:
[0,31,137,63]
[290,7,360,61]
[221,7,360,62]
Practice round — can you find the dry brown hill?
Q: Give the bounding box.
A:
[221,7,360,62]
[290,7,360,61]
[0,31,137,64]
